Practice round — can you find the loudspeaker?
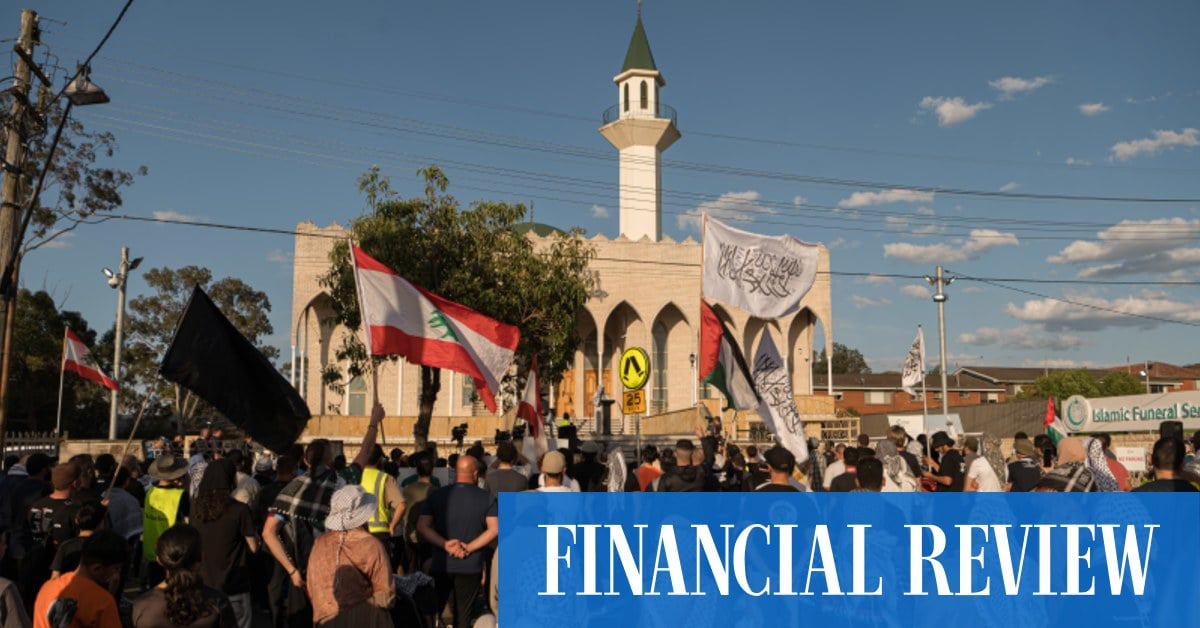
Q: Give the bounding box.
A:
[1160,420,1183,441]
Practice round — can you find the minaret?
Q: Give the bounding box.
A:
[599,11,680,242]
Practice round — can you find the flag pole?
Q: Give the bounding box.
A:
[105,396,151,500]
[350,239,384,443]
[56,328,67,434]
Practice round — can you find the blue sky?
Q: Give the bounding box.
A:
[16,1,1200,373]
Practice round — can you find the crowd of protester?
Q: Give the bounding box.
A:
[1,408,1198,628]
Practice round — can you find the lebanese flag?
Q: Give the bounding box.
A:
[351,245,519,413]
[699,300,759,411]
[63,328,118,391]
[1044,396,1069,446]
[517,357,541,437]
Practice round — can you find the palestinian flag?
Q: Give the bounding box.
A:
[1044,396,1069,446]
[699,300,759,411]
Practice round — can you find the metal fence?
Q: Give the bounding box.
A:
[2,431,60,457]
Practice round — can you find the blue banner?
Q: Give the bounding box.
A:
[499,493,1200,627]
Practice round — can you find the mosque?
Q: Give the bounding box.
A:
[289,14,838,445]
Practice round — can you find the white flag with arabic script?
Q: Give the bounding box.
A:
[703,217,820,319]
[752,328,809,465]
[900,327,925,396]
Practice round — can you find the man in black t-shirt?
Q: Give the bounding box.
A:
[922,432,965,492]
[418,455,498,628]
[755,446,799,492]
[1133,437,1199,492]
[1005,438,1042,492]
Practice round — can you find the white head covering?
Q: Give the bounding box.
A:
[324,484,378,532]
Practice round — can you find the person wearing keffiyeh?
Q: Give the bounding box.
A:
[1034,437,1095,492]
[1084,437,1120,492]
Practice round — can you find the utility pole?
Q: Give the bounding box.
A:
[925,266,954,418]
[0,9,39,454]
[106,246,140,439]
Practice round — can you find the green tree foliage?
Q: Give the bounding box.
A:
[812,342,872,375]
[7,289,109,435]
[122,266,275,430]
[320,166,595,449]
[1018,369,1146,400]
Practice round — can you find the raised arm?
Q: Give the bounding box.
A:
[352,402,385,470]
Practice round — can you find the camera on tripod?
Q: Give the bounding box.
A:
[451,423,469,447]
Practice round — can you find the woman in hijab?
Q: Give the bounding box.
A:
[191,458,258,628]
[1084,438,1121,492]
[1034,437,1095,492]
[306,485,393,627]
[874,440,917,492]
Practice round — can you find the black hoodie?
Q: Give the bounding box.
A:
[656,464,707,492]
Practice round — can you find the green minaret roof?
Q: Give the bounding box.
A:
[621,16,657,72]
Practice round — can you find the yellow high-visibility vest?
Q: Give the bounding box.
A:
[359,467,391,534]
[143,486,185,561]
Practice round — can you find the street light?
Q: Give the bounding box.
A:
[1138,362,1152,394]
[105,247,141,439]
[63,65,109,106]
[925,266,955,417]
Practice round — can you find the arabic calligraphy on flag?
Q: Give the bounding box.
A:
[702,217,820,319]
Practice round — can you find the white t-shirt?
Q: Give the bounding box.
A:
[536,485,573,492]
[823,460,845,490]
[967,457,1002,492]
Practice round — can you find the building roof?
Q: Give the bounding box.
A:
[1103,361,1200,382]
[621,16,658,72]
[961,364,1193,385]
[814,371,1003,392]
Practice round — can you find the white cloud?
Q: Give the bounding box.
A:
[883,229,1019,264]
[900,284,931,299]
[266,249,293,264]
[999,181,1019,192]
[792,195,808,207]
[1079,102,1110,116]
[885,215,909,228]
[989,75,1053,99]
[838,189,934,209]
[1110,128,1198,161]
[1065,157,1092,166]
[827,238,861,250]
[590,205,609,218]
[919,96,992,127]
[962,285,985,294]
[1020,358,1097,369]
[916,207,936,216]
[1047,218,1200,277]
[958,325,1085,351]
[39,232,75,250]
[857,274,894,285]
[851,295,892,309]
[1006,290,1200,331]
[678,191,775,231]
[912,224,942,235]
[153,209,204,223]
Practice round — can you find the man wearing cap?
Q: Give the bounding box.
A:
[572,442,607,493]
[922,431,965,492]
[533,452,572,493]
[1005,437,1042,492]
[417,455,498,628]
[142,455,190,587]
[653,440,707,492]
[754,447,799,492]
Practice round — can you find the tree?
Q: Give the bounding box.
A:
[812,342,872,375]
[0,94,147,357]
[1017,369,1148,401]
[320,166,594,450]
[7,289,110,435]
[1099,371,1145,397]
[122,266,275,430]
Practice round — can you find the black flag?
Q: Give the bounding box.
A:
[160,286,310,454]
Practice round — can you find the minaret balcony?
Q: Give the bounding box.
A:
[602,102,677,126]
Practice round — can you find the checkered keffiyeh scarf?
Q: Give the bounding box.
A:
[269,467,343,525]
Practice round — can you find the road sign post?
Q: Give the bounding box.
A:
[619,347,651,459]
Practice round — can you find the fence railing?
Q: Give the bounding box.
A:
[2,431,60,457]
[601,102,678,126]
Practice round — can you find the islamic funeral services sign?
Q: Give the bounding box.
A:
[1062,390,1200,433]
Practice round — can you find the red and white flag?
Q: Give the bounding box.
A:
[351,244,519,413]
[63,328,118,391]
[517,357,541,437]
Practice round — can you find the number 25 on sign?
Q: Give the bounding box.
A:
[622,390,646,414]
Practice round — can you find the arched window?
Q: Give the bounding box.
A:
[640,80,648,110]
[623,84,629,112]
[347,375,367,416]
[652,321,669,413]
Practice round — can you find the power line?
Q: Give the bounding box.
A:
[72,52,1200,205]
